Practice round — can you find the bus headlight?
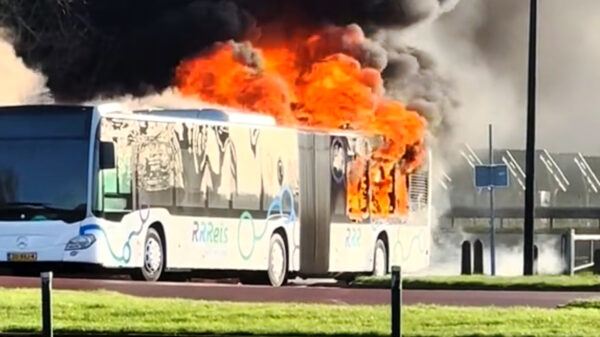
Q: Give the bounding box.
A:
[65,234,96,251]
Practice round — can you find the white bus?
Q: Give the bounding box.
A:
[0,104,432,286]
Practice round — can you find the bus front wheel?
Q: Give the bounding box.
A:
[131,228,164,282]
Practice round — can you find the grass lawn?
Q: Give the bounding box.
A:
[1,288,600,337]
[351,273,600,291]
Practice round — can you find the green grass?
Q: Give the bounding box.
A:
[1,288,600,337]
[351,273,600,291]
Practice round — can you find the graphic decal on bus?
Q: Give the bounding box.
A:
[80,204,151,264]
[265,185,299,269]
[237,185,297,265]
[99,117,298,210]
[192,220,229,244]
[393,234,427,262]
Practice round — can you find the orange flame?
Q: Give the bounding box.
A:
[347,157,369,221]
[174,25,427,220]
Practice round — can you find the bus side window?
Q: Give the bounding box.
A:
[103,169,117,194]
[97,139,131,213]
[101,168,128,211]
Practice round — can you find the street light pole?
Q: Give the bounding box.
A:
[489,124,496,276]
[523,0,537,275]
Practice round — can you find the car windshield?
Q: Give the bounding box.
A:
[0,106,92,222]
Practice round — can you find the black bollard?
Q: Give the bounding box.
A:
[41,272,53,337]
[391,265,402,337]
[473,240,484,275]
[461,241,472,275]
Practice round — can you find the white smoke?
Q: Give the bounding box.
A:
[425,233,565,276]
[85,87,251,115]
[396,0,460,25]
[0,36,51,105]
[483,238,565,276]
[388,0,600,277]
[405,0,600,154]
[392,3,525,155]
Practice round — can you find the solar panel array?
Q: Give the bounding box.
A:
[438,145,600,218]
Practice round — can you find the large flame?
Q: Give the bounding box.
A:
[174,25,426,220]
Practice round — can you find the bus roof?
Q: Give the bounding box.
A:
[134,108,278,126]
[0,103,376,139]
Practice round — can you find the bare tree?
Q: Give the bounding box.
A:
[0,0,104,100]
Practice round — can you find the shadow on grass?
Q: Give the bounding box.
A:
[348,275,600,292]
[0,333,388,337]
[0,333,528,337]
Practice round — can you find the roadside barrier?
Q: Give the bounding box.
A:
[562,229,600,275]
[460,240,539,275]
[33,269,404,337]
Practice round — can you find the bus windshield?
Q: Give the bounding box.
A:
[0,106,92,222]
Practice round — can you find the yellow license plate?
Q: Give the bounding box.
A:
[7,252,37,262]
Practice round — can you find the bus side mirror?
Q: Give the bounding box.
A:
[100,142,116,169]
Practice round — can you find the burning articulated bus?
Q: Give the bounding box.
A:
[0,103,431,286]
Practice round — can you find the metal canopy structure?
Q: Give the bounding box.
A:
[440,144,600,220]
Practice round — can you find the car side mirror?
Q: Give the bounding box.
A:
[100,141,116,169]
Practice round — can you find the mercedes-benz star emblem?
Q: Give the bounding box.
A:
[16,236,28,250]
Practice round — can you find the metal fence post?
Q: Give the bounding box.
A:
[391,265,402,337]
[561,233,568,273]
[569,229,575,276]
[41,272,53,337]
[594,249,600,275]
[589,241,594,267]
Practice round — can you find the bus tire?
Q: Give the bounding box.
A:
[267,233,288,287]
[372,239,388,277]
[131,228,164,282]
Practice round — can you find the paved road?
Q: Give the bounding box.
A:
[0,276,597,307]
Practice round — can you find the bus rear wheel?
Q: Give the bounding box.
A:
[131,228,164,282]
[372,239,388,277]
[267,233,288,287]
[238,233,288,287]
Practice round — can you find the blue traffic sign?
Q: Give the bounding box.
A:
[474,164,509,188]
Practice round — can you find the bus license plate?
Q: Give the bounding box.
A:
[7,252,37,262]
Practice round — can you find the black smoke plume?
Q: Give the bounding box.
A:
[0,0,455,102]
